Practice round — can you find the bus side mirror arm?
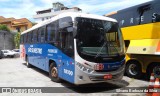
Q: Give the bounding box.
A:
[73,27,77,38]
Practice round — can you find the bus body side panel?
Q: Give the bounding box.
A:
[45,43,75,83]
[46,43,75,83]
[60,53,75,83]
[24,43,75,84]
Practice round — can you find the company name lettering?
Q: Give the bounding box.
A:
[48,49,58,53]
[120,13,158,25]
[28,48,42,54]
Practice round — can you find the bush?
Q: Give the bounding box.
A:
[0,25,10,32]
[14,32,20,49]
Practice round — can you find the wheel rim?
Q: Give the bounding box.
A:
[51,67,58,78]
[129,64,138,76]
[153,66,160,77]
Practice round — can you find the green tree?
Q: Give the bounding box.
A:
[0,24,10,32]
[14,32,20,49]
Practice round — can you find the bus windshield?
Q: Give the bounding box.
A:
[76,17,124,57]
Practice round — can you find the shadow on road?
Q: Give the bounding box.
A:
[22,63,129,93]
[61,80,129,93]
[124,73,149,82]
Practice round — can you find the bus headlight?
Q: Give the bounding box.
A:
[76,62,94,74]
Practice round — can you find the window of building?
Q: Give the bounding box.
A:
[25,26,28,30]
[16,27,21,32]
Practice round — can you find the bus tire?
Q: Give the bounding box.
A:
[26,56,31,68]
[49,62,61,83]
[148,64,160,79]
[125,61,142,78]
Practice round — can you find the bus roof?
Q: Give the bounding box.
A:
[106,0,154,16]
[118,0,153,13]
[21,12,117,35]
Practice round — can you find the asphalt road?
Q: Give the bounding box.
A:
[0,58,149,96]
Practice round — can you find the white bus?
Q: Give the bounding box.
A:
[20,12,125,85]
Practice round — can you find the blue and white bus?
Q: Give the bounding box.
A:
[20,12,125,85]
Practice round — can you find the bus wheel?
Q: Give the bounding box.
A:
[49,62,61,83]
[26,57,31,68]
[149,65,160,79]
[125,61,142,78]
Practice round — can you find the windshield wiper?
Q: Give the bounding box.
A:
[94,42,107,58]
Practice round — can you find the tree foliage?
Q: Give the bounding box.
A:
[0,24,10,32]
[14,32,20,49]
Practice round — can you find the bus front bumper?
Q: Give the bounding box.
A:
[74,64,125,85]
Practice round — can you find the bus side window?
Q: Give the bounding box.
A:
[38,27,45,43]
[66,33,74,50]
[37,29,41,43]
[33,30,37,43]
[59,32,66,49]
[30,31,33,43]
[41,27,45,43]
[59,17,74,57]
[20,35,24,44]
[46,25,50,41]
[27,32,30,43]
[23,34,26,43]
[55,20,60,46]
[45,25,48,42]
[46,22,57,42]
[59,32,74,57]
[25,33,28,44]
[26,33,28,43]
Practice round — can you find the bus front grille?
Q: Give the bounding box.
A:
[95,68,118,72]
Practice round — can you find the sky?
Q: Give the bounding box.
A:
[0,0,152,22]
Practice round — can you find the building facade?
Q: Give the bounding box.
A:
[33,2,82,22]
[0,16,33,32]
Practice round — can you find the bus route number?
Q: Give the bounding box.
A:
[64,69,73,76]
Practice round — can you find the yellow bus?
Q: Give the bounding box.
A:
[106,0,160,79]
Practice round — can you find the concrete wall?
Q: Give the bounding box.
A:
[0,31,14,50]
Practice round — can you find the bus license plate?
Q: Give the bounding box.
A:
[104,74,112,80]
